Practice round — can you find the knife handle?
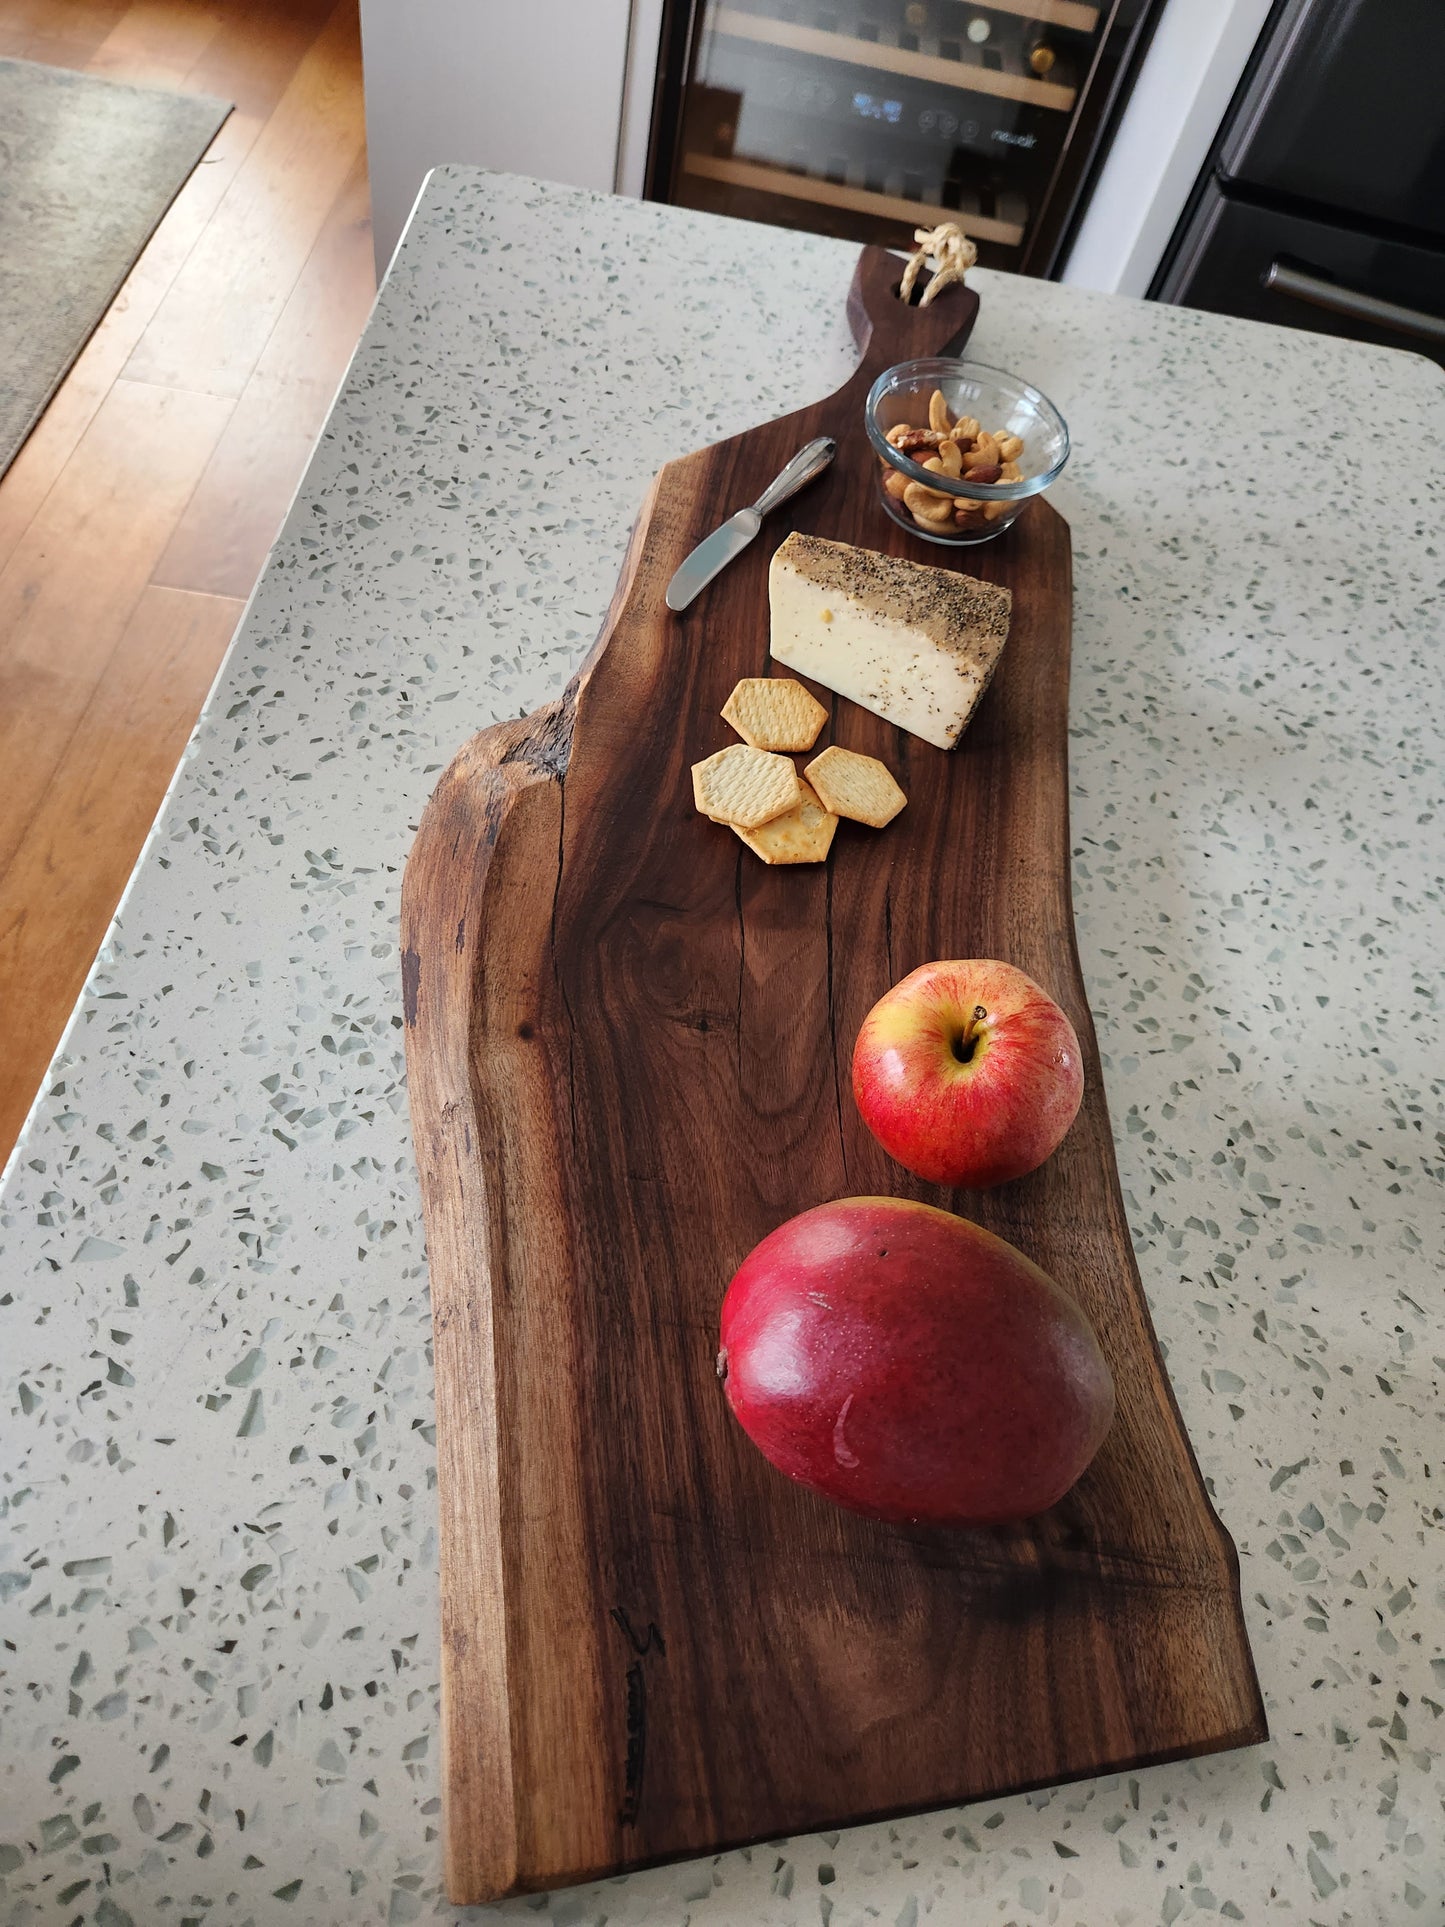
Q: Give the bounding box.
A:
[751,436,837,517]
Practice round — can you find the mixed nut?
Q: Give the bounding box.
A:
[880,387,1025,532]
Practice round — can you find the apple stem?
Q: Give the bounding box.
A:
[951,1005,989,1066]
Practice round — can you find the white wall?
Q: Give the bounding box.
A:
[360,0,636,277]
[1060,0,1275,297]
[617,0,665,198]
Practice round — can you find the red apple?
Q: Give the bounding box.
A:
[852,959,1083,1188]
[719,1196,1114,1526]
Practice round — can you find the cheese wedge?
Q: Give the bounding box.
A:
[768,532,1012,751]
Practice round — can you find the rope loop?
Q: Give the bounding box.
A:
[899,221,978,308]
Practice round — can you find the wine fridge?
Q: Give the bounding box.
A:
[646,0,1162,276]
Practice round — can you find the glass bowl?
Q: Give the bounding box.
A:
[865,357,1070,546]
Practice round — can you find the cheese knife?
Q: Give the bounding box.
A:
[665,435,836,613]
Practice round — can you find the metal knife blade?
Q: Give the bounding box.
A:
[664,434,836,613]
[665,508,761,613]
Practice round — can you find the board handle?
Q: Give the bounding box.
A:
[845,244,981,382]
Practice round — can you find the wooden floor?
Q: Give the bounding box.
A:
[0,0,374,1165]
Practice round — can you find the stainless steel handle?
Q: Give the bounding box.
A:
[1265,260,1445,346]
[751,435,836,516]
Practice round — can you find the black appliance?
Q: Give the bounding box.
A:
[645,0,1163,277]
[1153,0,1445,364]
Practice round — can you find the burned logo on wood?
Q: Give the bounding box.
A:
[610,1607,666,1827]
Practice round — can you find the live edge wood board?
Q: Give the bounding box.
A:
[401,247,1266,1906]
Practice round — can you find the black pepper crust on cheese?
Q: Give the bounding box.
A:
[773,532,1011,664]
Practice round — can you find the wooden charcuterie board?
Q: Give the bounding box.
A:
[401,246,1265,1905]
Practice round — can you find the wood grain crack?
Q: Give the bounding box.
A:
[549,769,580,1154]
[733,847,746,1081]
[824,863,848,1180]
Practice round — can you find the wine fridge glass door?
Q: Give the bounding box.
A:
[658,0,1152,277]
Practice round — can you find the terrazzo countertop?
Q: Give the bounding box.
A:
[2,168,1442,1926]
